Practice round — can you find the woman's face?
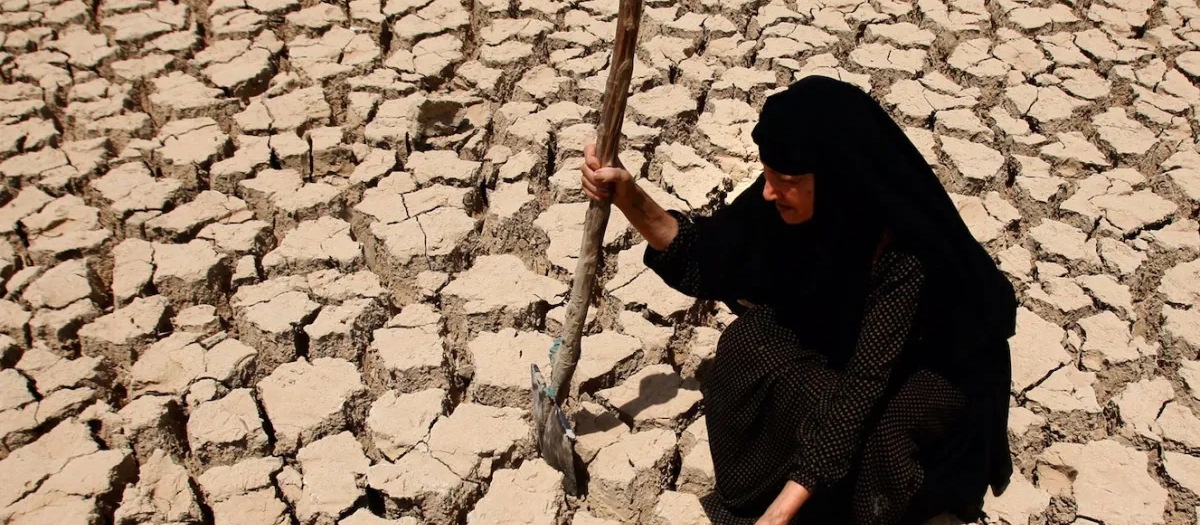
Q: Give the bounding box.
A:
[762,164,815,224]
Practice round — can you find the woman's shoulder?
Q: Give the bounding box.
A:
[874,242,925,282]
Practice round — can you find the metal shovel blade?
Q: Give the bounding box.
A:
[531,363,579,496]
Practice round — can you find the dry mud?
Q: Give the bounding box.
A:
[0,0,1199,523]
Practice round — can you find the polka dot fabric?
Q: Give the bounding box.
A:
[645,214,968,525]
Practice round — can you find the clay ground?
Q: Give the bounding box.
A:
[0,0,1199,522]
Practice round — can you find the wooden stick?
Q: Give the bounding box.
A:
[549,0,644,405]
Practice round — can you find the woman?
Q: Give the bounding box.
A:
[579,76,1018,525]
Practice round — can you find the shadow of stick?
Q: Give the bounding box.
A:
[575,371,702,435]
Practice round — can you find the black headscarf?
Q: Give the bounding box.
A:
[691,76,1018,507]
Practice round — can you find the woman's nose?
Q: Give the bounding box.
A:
[762,180,777,202]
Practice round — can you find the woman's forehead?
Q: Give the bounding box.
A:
[763,163,812,180]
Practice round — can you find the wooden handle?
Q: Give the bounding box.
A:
[549,0,644,404]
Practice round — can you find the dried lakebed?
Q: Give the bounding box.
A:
[0,0,1200,523]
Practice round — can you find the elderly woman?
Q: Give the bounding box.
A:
[580,76,1017,525]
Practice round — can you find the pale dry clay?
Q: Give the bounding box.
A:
[0,0,1199,523]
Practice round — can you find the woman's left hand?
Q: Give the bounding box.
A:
[754,512,792,525]
[754,480,810,525]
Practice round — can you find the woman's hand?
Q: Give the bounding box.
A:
[754,512,792,525]
[754,480,810,525]
[578,142,679,251]
[580,143,637,209]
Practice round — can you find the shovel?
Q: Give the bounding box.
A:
[531,0,645,497]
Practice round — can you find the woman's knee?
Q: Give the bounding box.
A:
[898,370,967,446]
[719,306,808,355]
[719,305,772,343]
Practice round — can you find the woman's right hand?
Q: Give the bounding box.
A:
[580,143,637,209]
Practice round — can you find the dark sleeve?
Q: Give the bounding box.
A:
[642,210,707,297]
[788,250,925,493]
[643,175,775,303]
[643,209,746,301]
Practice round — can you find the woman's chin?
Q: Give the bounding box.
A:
[777,209,811,225]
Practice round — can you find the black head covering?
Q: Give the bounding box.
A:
[750,76,1018,341]
[695,76,1018,509]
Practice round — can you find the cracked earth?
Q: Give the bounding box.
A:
[0,0,1198,522]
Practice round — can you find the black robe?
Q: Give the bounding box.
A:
[648,210,972,524]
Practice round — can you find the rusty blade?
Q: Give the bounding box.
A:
[531,363,579,495]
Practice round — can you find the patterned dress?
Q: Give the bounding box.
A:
[644,213,969,525]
